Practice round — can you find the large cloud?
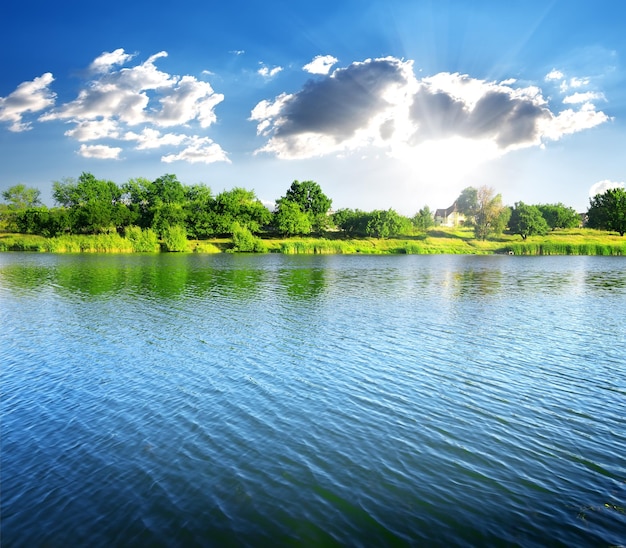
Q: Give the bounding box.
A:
[251,57,610,160]
[39,49,228,163]
[251,57,415,158]
[0,73,56,131]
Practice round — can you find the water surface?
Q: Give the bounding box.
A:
[1,253,625,546]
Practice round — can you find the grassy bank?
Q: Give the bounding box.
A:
[1,228,625,255]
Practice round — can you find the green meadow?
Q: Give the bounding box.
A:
[1,227,624,255]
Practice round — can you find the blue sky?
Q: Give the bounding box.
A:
[1,0,624,213]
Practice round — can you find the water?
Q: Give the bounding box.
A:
[1,253,625,546]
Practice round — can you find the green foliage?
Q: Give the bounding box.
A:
[412,206,435,231]
[456,187,478,215]
[52,172,127,234]
[230,223,267,252]
[183,183,214,238]
[124,226,160,252]
[332,208,370,236]
[2,184,42,209]
[587,187,626,236]
[366,209,410,238]
[151,174,186,205]
[509,202,549,239]
[212,187,271,235]
[273,200,312,236]
[162,225,189,252]
[283,180,332,217]
[506,242,626,255]
[457,186,510,240]
[279,180,332,233]
[536,203,580,230]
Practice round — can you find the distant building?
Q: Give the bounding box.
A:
[434,201,465,227]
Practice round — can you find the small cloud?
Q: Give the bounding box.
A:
[569,76,590,88]
[303,55,338,75]
[123,127,188,149]
[258,64,283,79]
[161,136,230,164]
[545,69,564,81]
[78,143,122,159]
[229,50,245,56]
[0,73,56,131]
[563,91,605,104]
[560,76,591,93]
[89,48,134,73]
[500,78,517,86]
[589,179,625,198]
[64,119,121,141]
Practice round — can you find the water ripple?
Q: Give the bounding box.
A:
[2,254,625,546]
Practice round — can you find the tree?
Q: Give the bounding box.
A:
[457,185,510,240]
[332,208,370,236]
[183,183,214,238]
[211,187,271,235]
[536,203,580,230]
[509,202,549,239]
[52,172,126,233]
[122,177,154,228]
[365,209,409,238]
[412,206,434,231]
[281,180,332,232]
[456,187,478,216]
[2,184,42,209]
[587,188,626,236]
[273,200,312,236]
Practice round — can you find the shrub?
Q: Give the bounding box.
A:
[125,226,159,252]
[162,225,189,252]
[230,224,267,253]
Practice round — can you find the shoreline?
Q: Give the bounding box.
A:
[1,228,625,256]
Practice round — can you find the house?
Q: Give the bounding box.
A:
[434,201,465,227]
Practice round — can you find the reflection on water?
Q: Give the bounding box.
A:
[1,253,625,546]
[2,253,625,300]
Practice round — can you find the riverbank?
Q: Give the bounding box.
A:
[1,228,625,255]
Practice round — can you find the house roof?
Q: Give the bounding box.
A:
[435,201,459,218]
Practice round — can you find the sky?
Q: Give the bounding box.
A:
[1,0,625,214]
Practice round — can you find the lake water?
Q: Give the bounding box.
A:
[1,252,625,546]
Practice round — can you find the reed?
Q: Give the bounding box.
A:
[504,241,626,256]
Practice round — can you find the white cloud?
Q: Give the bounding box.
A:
[543,102,609,140]
[545,69,564,81]
[150,75,224,127]
[89,48,134,73]
[123,127,188,149]
[252,57,610,163]
[589,179,625,198]
[34,49,227,163]
[64,119,121,141]
[78,143,122,159]
[161,136,230,164]
[563,91,605,104]
[0,73,56,131]
[258,64,283,79]
[569,76,590,89]
[303,55,338,75]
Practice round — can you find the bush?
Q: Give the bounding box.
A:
[162,225,189,252]
[230,224,267,253]
[125,226,159,252]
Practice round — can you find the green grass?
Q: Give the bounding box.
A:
[1,227,625,255]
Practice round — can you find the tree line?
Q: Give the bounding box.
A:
[1,173,625,242]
